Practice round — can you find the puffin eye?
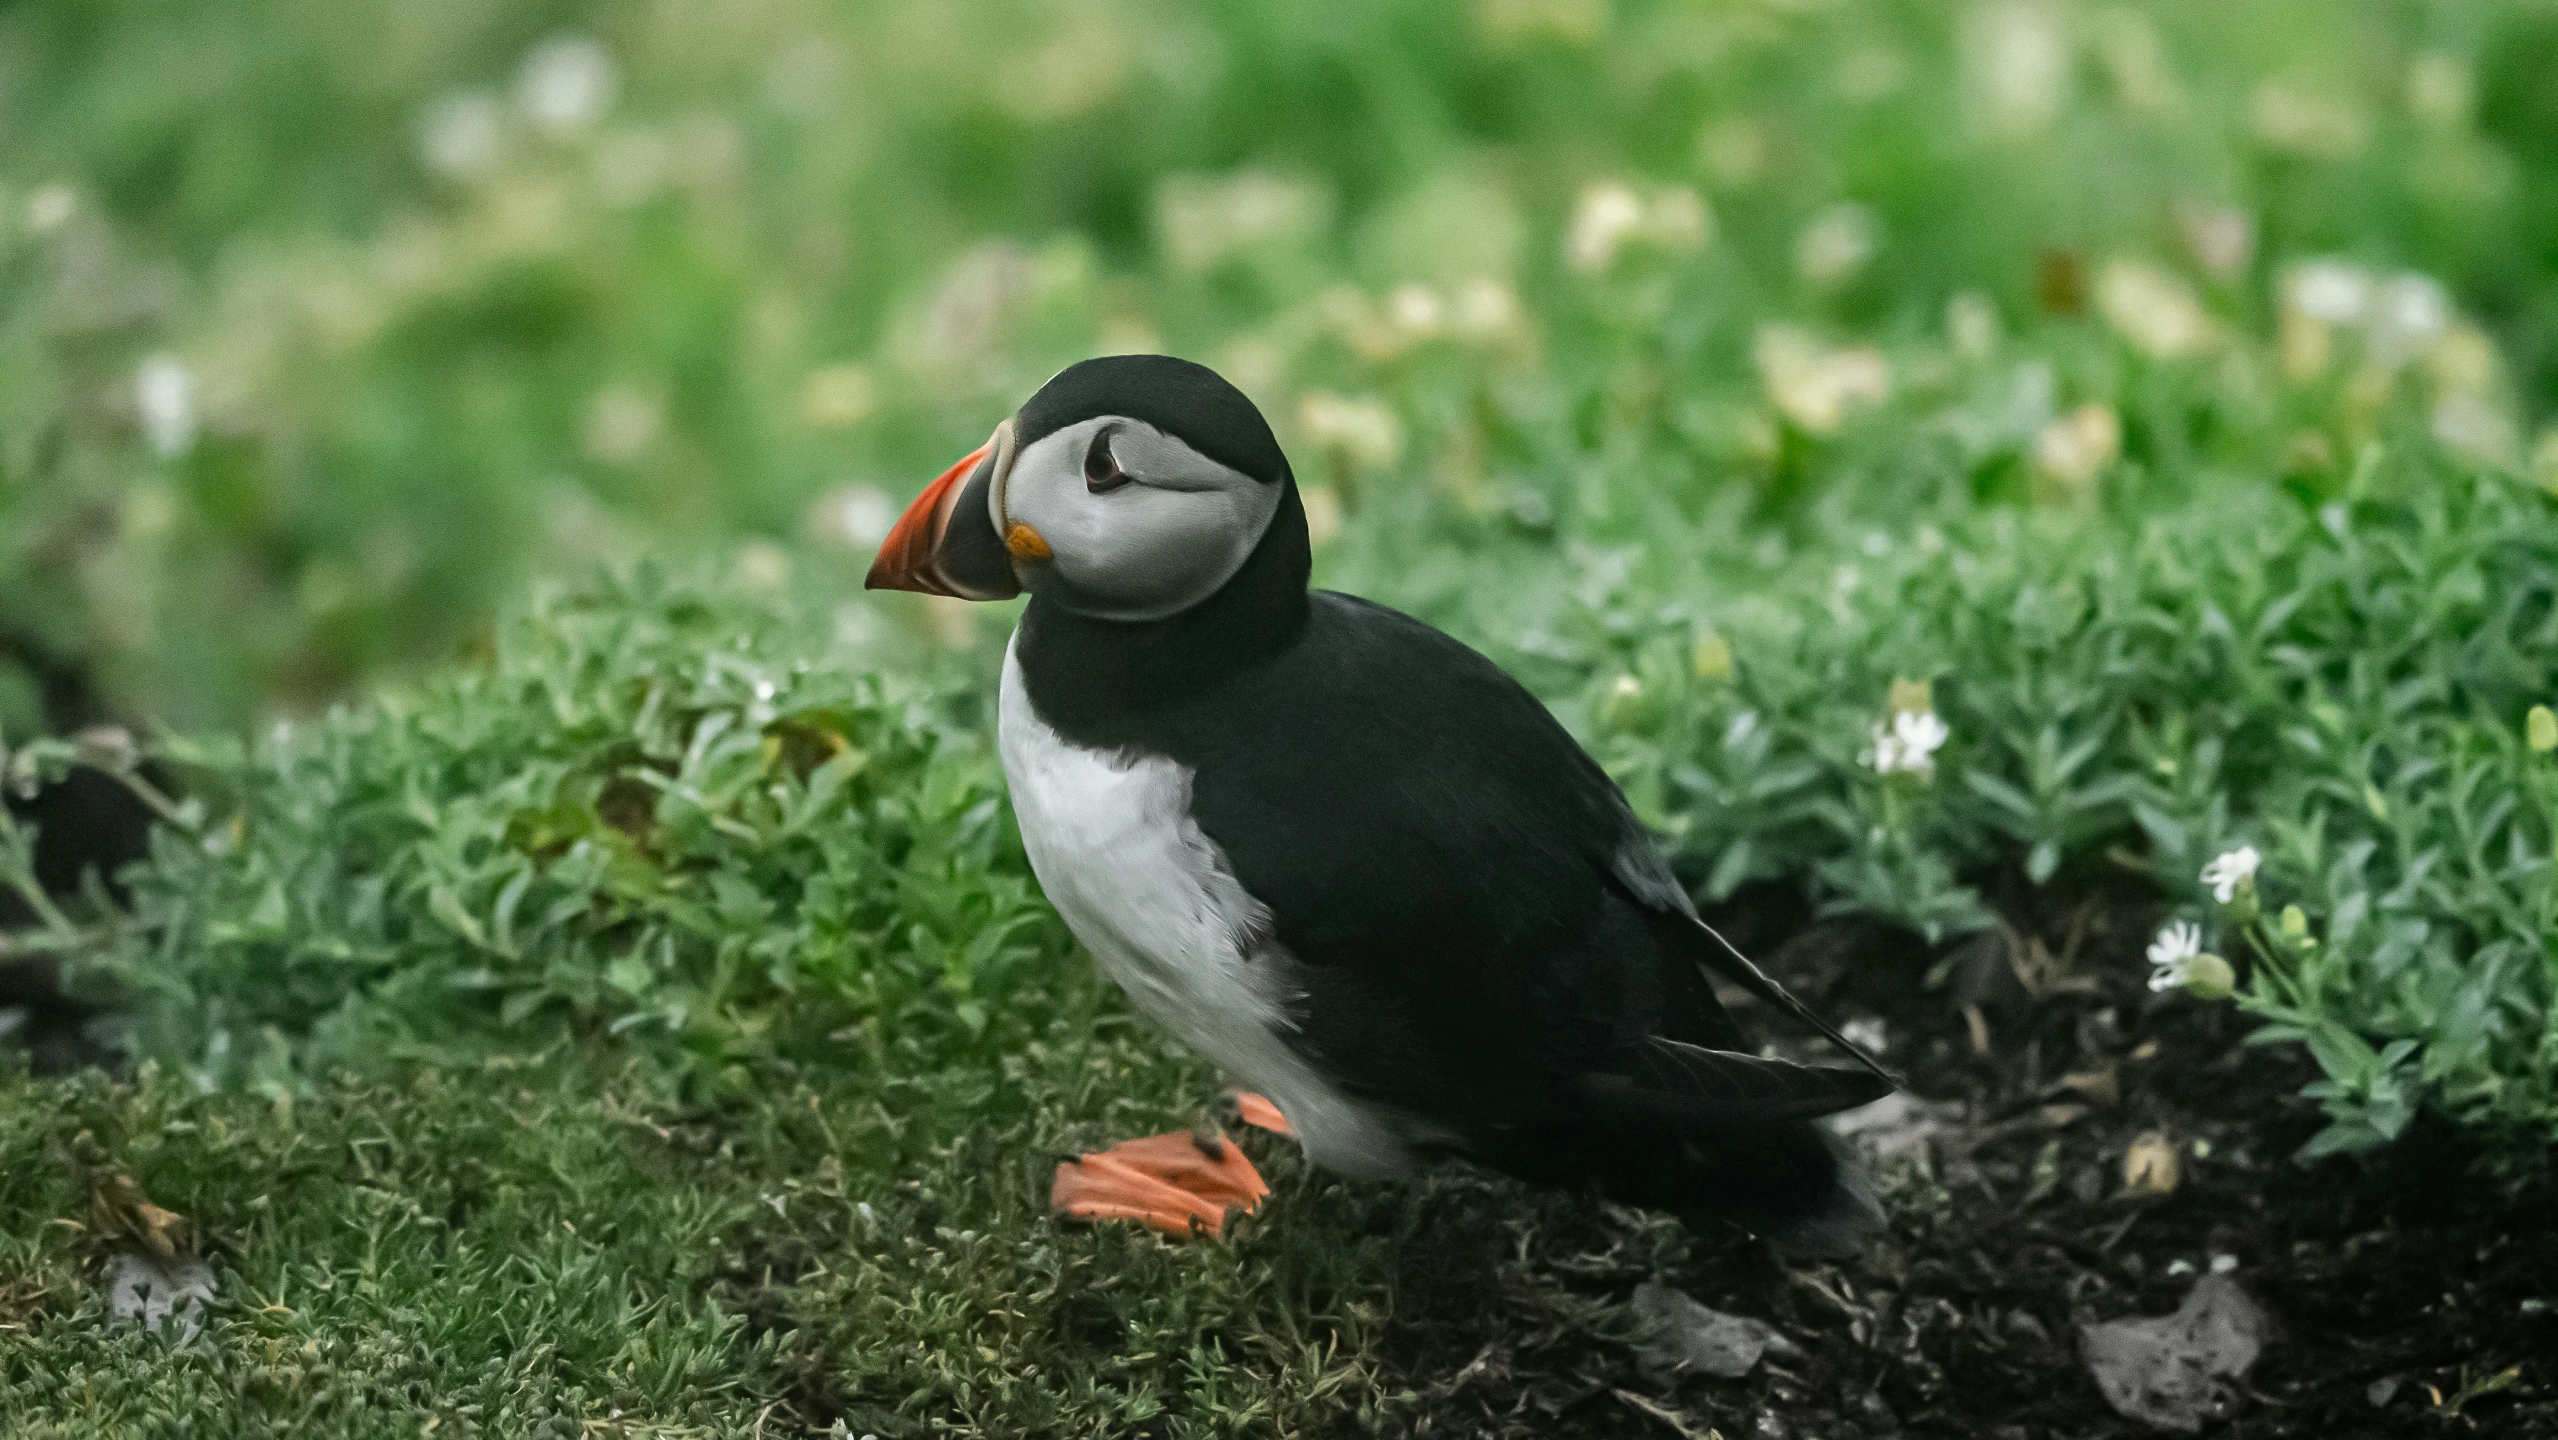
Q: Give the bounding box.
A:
[1083,431,1130,494]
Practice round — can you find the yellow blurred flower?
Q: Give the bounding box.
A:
[2173,203,2253,282]
[799,365,877,430]
[1963,1,2070,138]
[1475,0,1608,46]
[1796,204,1880,287]
[1565,181,1710,275]
[2251,78,2366,158]
[583,385,664,465]
[2034,403,2122,486]
[1696,117,1771,188]
[2531,428,2558,497]
[1946,292,2002,360]
[2406,54,2472,128]
[1154,170,1333,275]
[2096,259,2215,360]
[1753,325,1889,433]
[1297,393,1404,471]
[1299,485,1344,550]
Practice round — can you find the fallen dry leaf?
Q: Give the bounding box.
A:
[2080,1274,2270,1432]
[1631,1281,1801,1380]
[89,1174,193,1261]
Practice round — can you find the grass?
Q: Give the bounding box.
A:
[6,0,2558,1432]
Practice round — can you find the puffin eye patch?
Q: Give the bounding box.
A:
[1084,430,1131,494]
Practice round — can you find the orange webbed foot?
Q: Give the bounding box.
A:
[1231,1091,1294,1138]
[1050,1130,1270,1239]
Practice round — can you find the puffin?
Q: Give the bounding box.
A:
[866,354,1893,1254]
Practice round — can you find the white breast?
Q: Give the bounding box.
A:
[996,637,1415,1177]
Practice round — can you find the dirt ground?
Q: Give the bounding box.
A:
[1343,875,2558,1438]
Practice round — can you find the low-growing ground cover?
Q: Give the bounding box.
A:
[6,0,2558,1433]
[6,440,2556,1431]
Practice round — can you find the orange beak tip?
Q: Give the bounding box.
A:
[866,441,993,597]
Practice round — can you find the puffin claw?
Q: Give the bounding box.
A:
[1049,1130,1270,1239]
[1231,1091,1294,1138]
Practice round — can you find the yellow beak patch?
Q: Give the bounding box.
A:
[1004,522,1052,562]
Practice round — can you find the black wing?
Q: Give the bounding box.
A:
[1179,593,1886,1139]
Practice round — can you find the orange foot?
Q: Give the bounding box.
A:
[1051,1131,1270,1239]
[1231,1090,1294,1138]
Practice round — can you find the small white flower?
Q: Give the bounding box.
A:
[2147,921,2202,991]
[135,354,196,458]
[2286,260,2372,325]
[1795,203,1880,287]
[2201,845,2259,903]
[1868,708,1950,776]
[1754,325,1891,434]
[418,92,506,181]
[517,35,617,136]
[814,486,897,550]
[1564,180,1708,274]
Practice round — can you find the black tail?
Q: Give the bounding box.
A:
[1605,1119,1884,1258]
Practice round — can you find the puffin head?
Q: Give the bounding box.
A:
[865,354,1299,623]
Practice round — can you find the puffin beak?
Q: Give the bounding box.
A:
[865,421,1023,600]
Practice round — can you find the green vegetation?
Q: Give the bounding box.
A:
[5,0,2558,1432]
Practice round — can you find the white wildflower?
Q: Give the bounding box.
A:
[2147,921,2202,991]
[1565,181,1708,275]
[2366,272,2450,366]
[135,354,196,459]
[2173,203,2254,281]
[1963,1,2070,137]
[1755,326,1891,434]
[1154,170,1333,274]
[2201,845,2259,904]
[2432,393,2515,467]
[1565,183,1643,274]
[1385,283,1445,339]
[1946,291,2002,360]
[517,35,618,136]
[418,92,506,181]
[1868,709,1950,776]
[1796,204,1880,287]
[810,486,897,551]
[2285,260,2372,325]
[1447,277,1526,345]
[24,183,78,233]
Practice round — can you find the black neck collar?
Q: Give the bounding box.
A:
[1013,484,1312,749]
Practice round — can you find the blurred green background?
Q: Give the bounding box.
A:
[4,0,2555,735]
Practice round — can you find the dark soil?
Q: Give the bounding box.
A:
[1349,876,2558,1439]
